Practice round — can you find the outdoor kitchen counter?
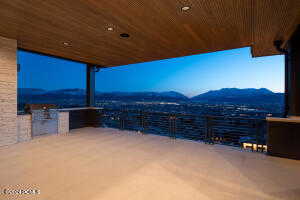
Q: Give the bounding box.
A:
[15,107,99,144]
[62,107,102,129]
[267,116,300,160]
[266,116,300,123]
[17,111,69,143]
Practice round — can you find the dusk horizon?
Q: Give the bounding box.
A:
[18,47,284,97]
[18,87,284,99]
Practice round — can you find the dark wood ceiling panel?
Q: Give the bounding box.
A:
[0,0,299,66]
[252,0,300,57]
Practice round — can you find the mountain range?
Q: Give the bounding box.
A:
[18,88,284,105]
[191,88,284,104]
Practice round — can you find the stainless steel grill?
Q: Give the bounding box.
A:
[26,104,59,137]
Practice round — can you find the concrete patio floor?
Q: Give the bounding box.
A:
[0,127,300,200]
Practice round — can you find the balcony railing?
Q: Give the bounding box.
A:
[89,109,267,152]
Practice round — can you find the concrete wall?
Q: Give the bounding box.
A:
[0,36,17,147]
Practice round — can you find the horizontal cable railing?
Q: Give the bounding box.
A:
[94,108,267,151]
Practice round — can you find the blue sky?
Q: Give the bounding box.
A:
[18,47,284,97]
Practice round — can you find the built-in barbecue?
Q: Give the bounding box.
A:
[25,104,59,137]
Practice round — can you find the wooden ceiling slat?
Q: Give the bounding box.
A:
[252,0,300,57]
[0,0,299,67]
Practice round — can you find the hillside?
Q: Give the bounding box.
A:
[191,88,284,104]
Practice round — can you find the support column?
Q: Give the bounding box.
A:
[286,26,300,116]
[0,36,17,147]
[267,26,300,160]
[86,64,96,107]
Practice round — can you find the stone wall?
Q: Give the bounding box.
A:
[0,36,17,147]
[58,112,69,134]
[17,115,32,142]
[0,35,71,147]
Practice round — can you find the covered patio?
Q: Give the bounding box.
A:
[1,0,300,199]
[1,127,300,200]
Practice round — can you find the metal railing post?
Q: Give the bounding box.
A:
[119,110,125,130]
[205,116,214,145]
[168,115,176,139]
[139,110,146,134]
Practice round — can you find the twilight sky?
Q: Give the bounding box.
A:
[18,47,284,97]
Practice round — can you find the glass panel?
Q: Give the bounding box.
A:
[93,47,282,147]
[17,50,86,113]
[95,47,284,118]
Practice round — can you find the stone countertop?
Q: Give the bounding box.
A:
[266,116,300,123]
[58,107,103,112]
[17,107,103,115]
[17,113,31,116]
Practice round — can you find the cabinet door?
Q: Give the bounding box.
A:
[268,121,300,160]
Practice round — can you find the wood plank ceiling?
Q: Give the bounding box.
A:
[0,0,299,67]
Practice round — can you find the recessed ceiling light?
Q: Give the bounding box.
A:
[181,6,191,11]
[63,42,71,46]
[107,27,114,31]
[120,33,130,38]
